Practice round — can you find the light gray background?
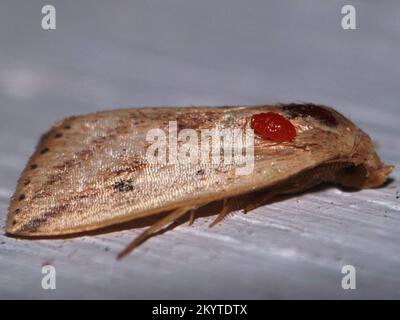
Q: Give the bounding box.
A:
[0,0,399,299]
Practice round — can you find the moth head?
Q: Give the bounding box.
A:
[337,131,394,189]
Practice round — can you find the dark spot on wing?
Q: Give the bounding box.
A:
[113,179,134,192]
[176,111,219,131]
[53,159,79,170]
[196,169,205,176]
[115,156,147,174]
[18,194,26,201]
[18,217,47,232]
[46,176,57,185]
[282,103,338,127]
[18,204,70,232]
[53,150,93,171]
[40,148,50,155]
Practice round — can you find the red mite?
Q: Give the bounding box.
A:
[250,112,296,142]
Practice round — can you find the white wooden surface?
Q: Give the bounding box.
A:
[0,0,399,299]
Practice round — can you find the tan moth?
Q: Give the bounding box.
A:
[6,104,393,259]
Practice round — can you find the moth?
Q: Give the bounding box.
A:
[6,104,393,259]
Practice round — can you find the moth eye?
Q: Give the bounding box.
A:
[344,165,358,174]
[251,112,296,142]
[337,164,368,188]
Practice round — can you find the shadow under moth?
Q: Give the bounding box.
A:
[6,103,394,259]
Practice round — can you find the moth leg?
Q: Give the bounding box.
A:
[209,198,235,228]
[117,206,193,259]
[188,209,196,226]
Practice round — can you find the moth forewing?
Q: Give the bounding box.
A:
[6,104,393,257]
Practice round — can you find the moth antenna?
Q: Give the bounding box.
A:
[117,206,194,260]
